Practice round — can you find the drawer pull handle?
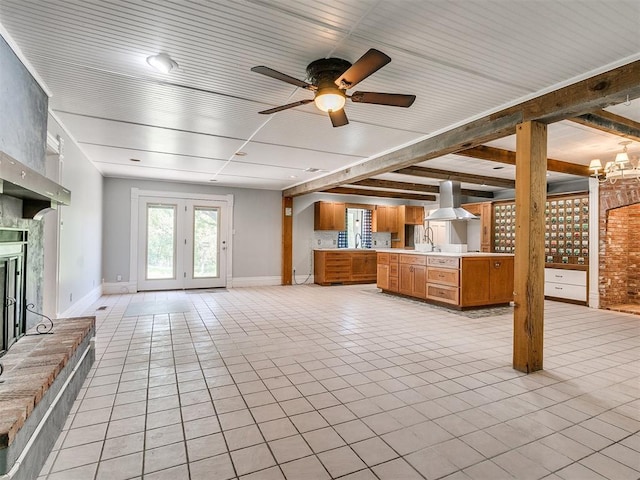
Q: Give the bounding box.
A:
[554,286,563,290]
[554,275,563,278]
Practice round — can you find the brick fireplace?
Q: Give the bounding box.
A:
[598,179,640,310]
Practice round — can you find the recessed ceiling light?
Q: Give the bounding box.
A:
[209,179,217,182]
[289,175,298,179]
[146,53,178,73]
[492,166,504,170]
[130,158,141,162]
[304,167,320,172]
[234,151,247,156]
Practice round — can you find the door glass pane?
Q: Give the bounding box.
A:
[193,207,218,278]
[146,205,176,280]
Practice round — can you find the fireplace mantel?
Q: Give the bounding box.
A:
[0,151,70,219]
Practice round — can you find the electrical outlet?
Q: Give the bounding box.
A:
[332,239,336,245]
[116,274,122,282]
[317,239,321,245]
[374,240,377,246]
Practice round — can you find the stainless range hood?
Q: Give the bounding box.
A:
[425,180,477,221]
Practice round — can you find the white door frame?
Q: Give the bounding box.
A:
[130,189,234,291]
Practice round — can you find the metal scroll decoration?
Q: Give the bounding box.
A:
[25,303,54,334]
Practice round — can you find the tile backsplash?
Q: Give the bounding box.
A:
[314,231,338,248]
[312,231,391,248]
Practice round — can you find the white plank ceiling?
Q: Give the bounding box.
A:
[1,0,639,198]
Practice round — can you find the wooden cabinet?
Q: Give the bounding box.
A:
[459,256,514,307]
[389,254,399,292]
[426,256,460,305]
[463,202,493,252]
[404,206,424,225]
[351,253,377,281]
[379,252,514,309]
[377,263,390,290]
[314,250,377,285]
[377,252,399,292]
[314,202,346,231]
[480,202,493,252]
[399,255,426,298]
[373,206,398,233]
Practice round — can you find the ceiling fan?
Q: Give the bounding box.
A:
[251,48,416,127]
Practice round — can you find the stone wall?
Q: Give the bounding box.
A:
[598,179,640,307]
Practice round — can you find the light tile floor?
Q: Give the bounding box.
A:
[37,285,639,480]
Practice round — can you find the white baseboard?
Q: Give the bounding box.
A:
[231,276,282,287]
[102,282,137,295]
[59,284,103,318]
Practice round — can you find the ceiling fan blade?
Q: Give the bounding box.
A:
[350,91,416,107]
[258,99,313,114]
[251,66,314,90]
[334,49,391,89]
[329,109,349,127]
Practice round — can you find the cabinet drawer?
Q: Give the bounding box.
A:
[389,253,399,263]
[389,264,399,277]
[544,268,587,286]
[377,253,390,265]
[545,282,586,301]
[427,256,460,269]
[325,259,351,267]
[426,284,459,305]
[427,268,459,287]
[399,254,426,266]
[389,276,399,292]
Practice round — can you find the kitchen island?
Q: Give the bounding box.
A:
[377,250,514,309]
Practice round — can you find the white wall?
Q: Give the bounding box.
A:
[102,178,282,285]
[47,113,104,315]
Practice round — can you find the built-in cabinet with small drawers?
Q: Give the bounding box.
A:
[378,252,514,309]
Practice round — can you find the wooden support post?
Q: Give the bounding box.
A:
[513,121,547,373]
[282,196,293,285]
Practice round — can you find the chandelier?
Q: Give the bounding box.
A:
[589,141,639,184]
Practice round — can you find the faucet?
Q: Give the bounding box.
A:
[355,232,362,248]
[424,225,435,252]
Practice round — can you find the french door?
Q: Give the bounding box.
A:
[137,196,228,290]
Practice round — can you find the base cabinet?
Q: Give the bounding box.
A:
[377,252,399,292]
[459,257,514,306]
[314,250,377,285]
[399,263,426,298]
[544,267,587,303]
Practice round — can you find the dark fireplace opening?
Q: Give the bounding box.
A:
[0,228,27,356]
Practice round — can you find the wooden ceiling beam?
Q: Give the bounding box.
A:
[283,60,640,197]
[569,109,640,142]
[323,187,436,202]
[395,166,516,189]
[459,145,590,176]
[352,178,494,198]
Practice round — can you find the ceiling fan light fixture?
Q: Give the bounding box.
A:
[146,53,178,73]
[314,89,346,113]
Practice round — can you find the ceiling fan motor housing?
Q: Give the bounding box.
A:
[306,58,352,88]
